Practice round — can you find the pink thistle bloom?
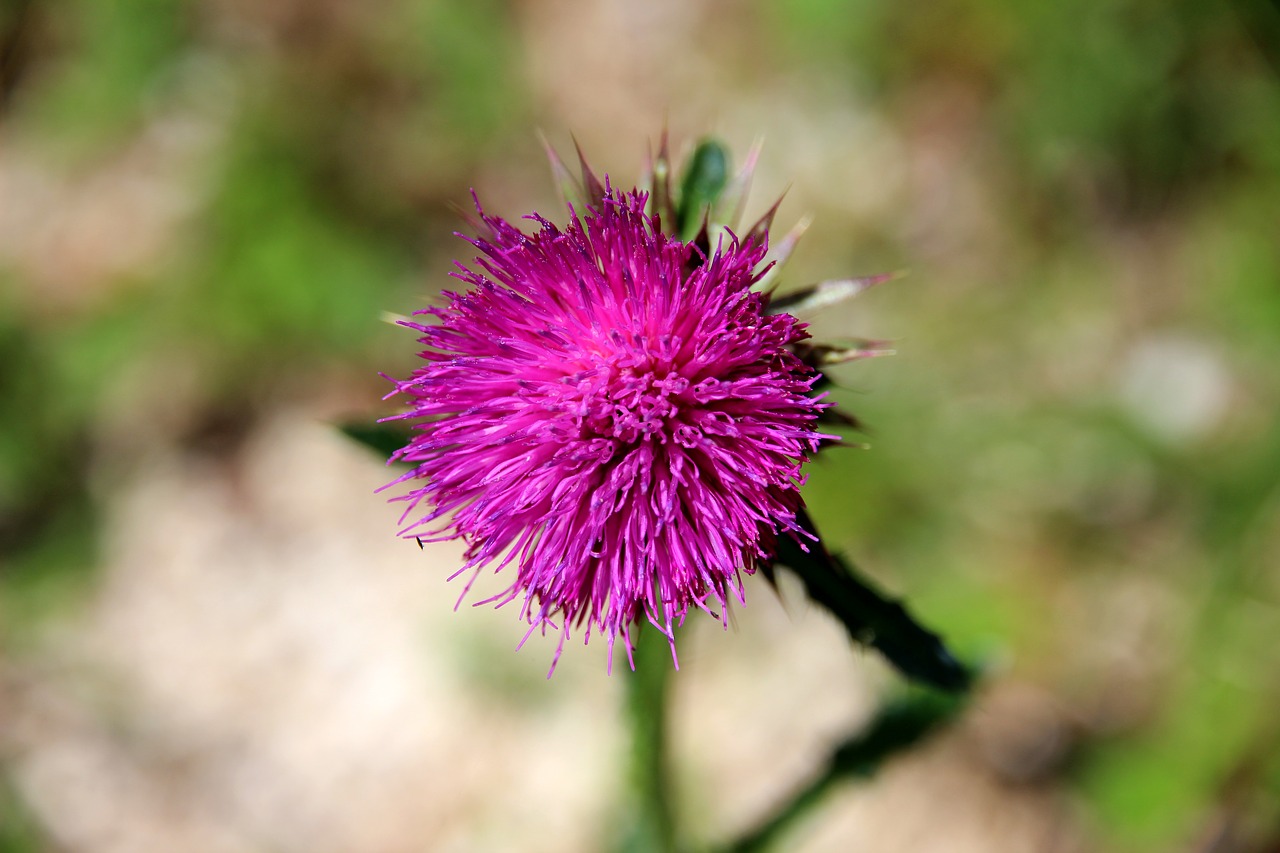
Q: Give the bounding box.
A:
[384,186,830,672]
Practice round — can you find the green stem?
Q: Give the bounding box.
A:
[621,626,678,853]
[720,771,837,853]
[715,689,967,853]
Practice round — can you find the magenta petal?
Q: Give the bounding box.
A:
[387,187,831,671]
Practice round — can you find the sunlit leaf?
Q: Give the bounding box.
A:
[676,139,730,240]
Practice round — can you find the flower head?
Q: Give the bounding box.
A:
[385,184,829,671]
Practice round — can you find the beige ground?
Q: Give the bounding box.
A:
[0,408,1084,852]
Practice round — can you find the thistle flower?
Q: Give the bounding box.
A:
[384,174,833,672]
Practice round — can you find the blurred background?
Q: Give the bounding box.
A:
[2,0,1279,850]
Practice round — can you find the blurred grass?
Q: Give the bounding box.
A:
[785,2,1280,847]
[21,0,193,153]
[2,0,1279,850]
[0,772,45,853]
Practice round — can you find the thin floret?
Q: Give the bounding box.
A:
[384,187,831,671]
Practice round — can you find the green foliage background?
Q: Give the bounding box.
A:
[2,0,1279,849]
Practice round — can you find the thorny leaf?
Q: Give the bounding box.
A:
[768,505,973,693]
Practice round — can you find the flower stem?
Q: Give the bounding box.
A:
[621,626,678,853]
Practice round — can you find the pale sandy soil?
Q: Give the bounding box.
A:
[0,410,1083,852]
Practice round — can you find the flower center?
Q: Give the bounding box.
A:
[590,366,692,445]
[545,330,709,450]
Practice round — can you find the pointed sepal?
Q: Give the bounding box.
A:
[768,272,903,315]
[744,190,787,249]
[794,340,897,371]
[815,406,867,435]
[540,131,588,211]
[713,137,763,231]
[647,127,678,232]
[572,136,609,208]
